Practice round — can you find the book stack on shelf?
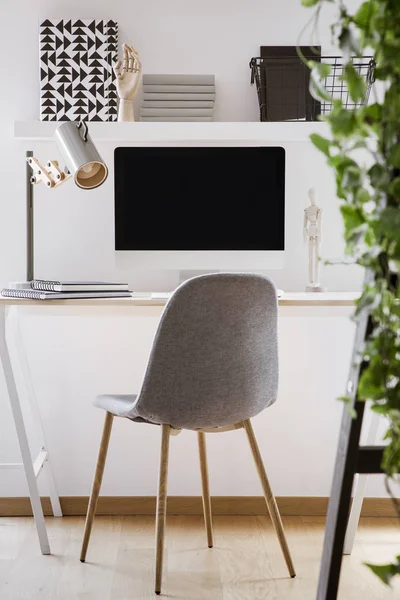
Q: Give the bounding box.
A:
[1,280,132,300]
[140,74,215,122]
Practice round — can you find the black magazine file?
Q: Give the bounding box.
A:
[259,46,321,121]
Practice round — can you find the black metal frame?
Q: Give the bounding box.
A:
[250,55,375,122]
[316,272,386,600]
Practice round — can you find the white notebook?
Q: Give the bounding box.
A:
[140,108,213,117]
[1,289,132,300]
[31,280,129,292]
[142,74,215,86]
[142,100,214,108]
[142,85,216,93]
[143,93,215,101]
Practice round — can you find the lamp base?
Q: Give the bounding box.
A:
[306,285,327,292]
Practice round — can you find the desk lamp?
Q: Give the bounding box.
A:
[25,121,108,281]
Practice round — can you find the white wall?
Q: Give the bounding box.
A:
[2,0,388,499]
[1,0,364,291]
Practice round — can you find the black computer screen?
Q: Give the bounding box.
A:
[114,146,285,251]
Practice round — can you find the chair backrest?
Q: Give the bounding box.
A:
[135,273,279,430]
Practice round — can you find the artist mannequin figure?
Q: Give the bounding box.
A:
[113,44,142,122]
[304,188,325,292]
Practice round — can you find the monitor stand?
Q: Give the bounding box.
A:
[178,269,272,284]
[178,270,218,285]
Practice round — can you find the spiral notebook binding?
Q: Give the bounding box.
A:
[1,288,44,299]
[31,279,60,291]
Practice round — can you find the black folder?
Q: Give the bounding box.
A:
[259,46,321,121]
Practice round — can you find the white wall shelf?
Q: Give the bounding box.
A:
[14,121,329,143]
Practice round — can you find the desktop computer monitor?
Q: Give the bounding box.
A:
[114,146,285,270]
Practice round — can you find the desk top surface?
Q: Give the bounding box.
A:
[0,292,360,308]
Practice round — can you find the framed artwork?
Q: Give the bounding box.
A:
[40,19,118,121]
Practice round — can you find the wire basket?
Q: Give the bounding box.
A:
[249,55,375,122]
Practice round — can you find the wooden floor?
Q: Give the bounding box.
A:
[0,515,398,599]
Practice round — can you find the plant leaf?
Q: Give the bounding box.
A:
[375,207,400,252]
[378,207,400,234]
[355,286,380,315]
[371,403,390,414]
[364,558,400,586]
[342,165,362,188]
[340,204,365,241]
[339,396,357,418]
[308,61,332,102]
[388,145,400,169]
[354,0,379,28]
[355,187,371,204]
[368,164,389,187]
[364,564,392,586]
[360,103,382,125]
[301,0,320,6]
[310,133,332,156]
[339,26,361,61]
[309,76,332,102]
[358,368,385,401]
[329,107,357,136]
[344,62,367,102]
[388,177,400,199]
[308,61,331,79]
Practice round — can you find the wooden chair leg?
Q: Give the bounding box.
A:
[198,432,214,548]
[80,411,114,562]
[243,418,296,578]
[155,424,171,595]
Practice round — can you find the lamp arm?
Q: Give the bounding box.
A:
[26,151,34,282]
[27,157,71,188]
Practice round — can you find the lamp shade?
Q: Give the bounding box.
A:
[54,122,108,190]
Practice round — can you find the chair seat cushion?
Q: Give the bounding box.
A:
[94,394,154,424]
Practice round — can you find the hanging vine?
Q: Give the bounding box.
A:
[300,0,399,585]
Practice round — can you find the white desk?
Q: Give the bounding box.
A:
[1,292,369,555]
[0,291,359,308]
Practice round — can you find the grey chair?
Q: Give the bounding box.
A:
[79,273,296,593]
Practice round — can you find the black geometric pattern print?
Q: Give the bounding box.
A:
[39,19,118,122]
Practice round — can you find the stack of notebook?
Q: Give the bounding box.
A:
[140,74,215,122]
[1,280,132,300]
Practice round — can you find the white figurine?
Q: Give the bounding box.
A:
[113,44,142,122]
[304,188,325,292]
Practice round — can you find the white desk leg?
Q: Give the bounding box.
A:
[343,410,380,555]
[10,307,62,517]
[0,306,50,554]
